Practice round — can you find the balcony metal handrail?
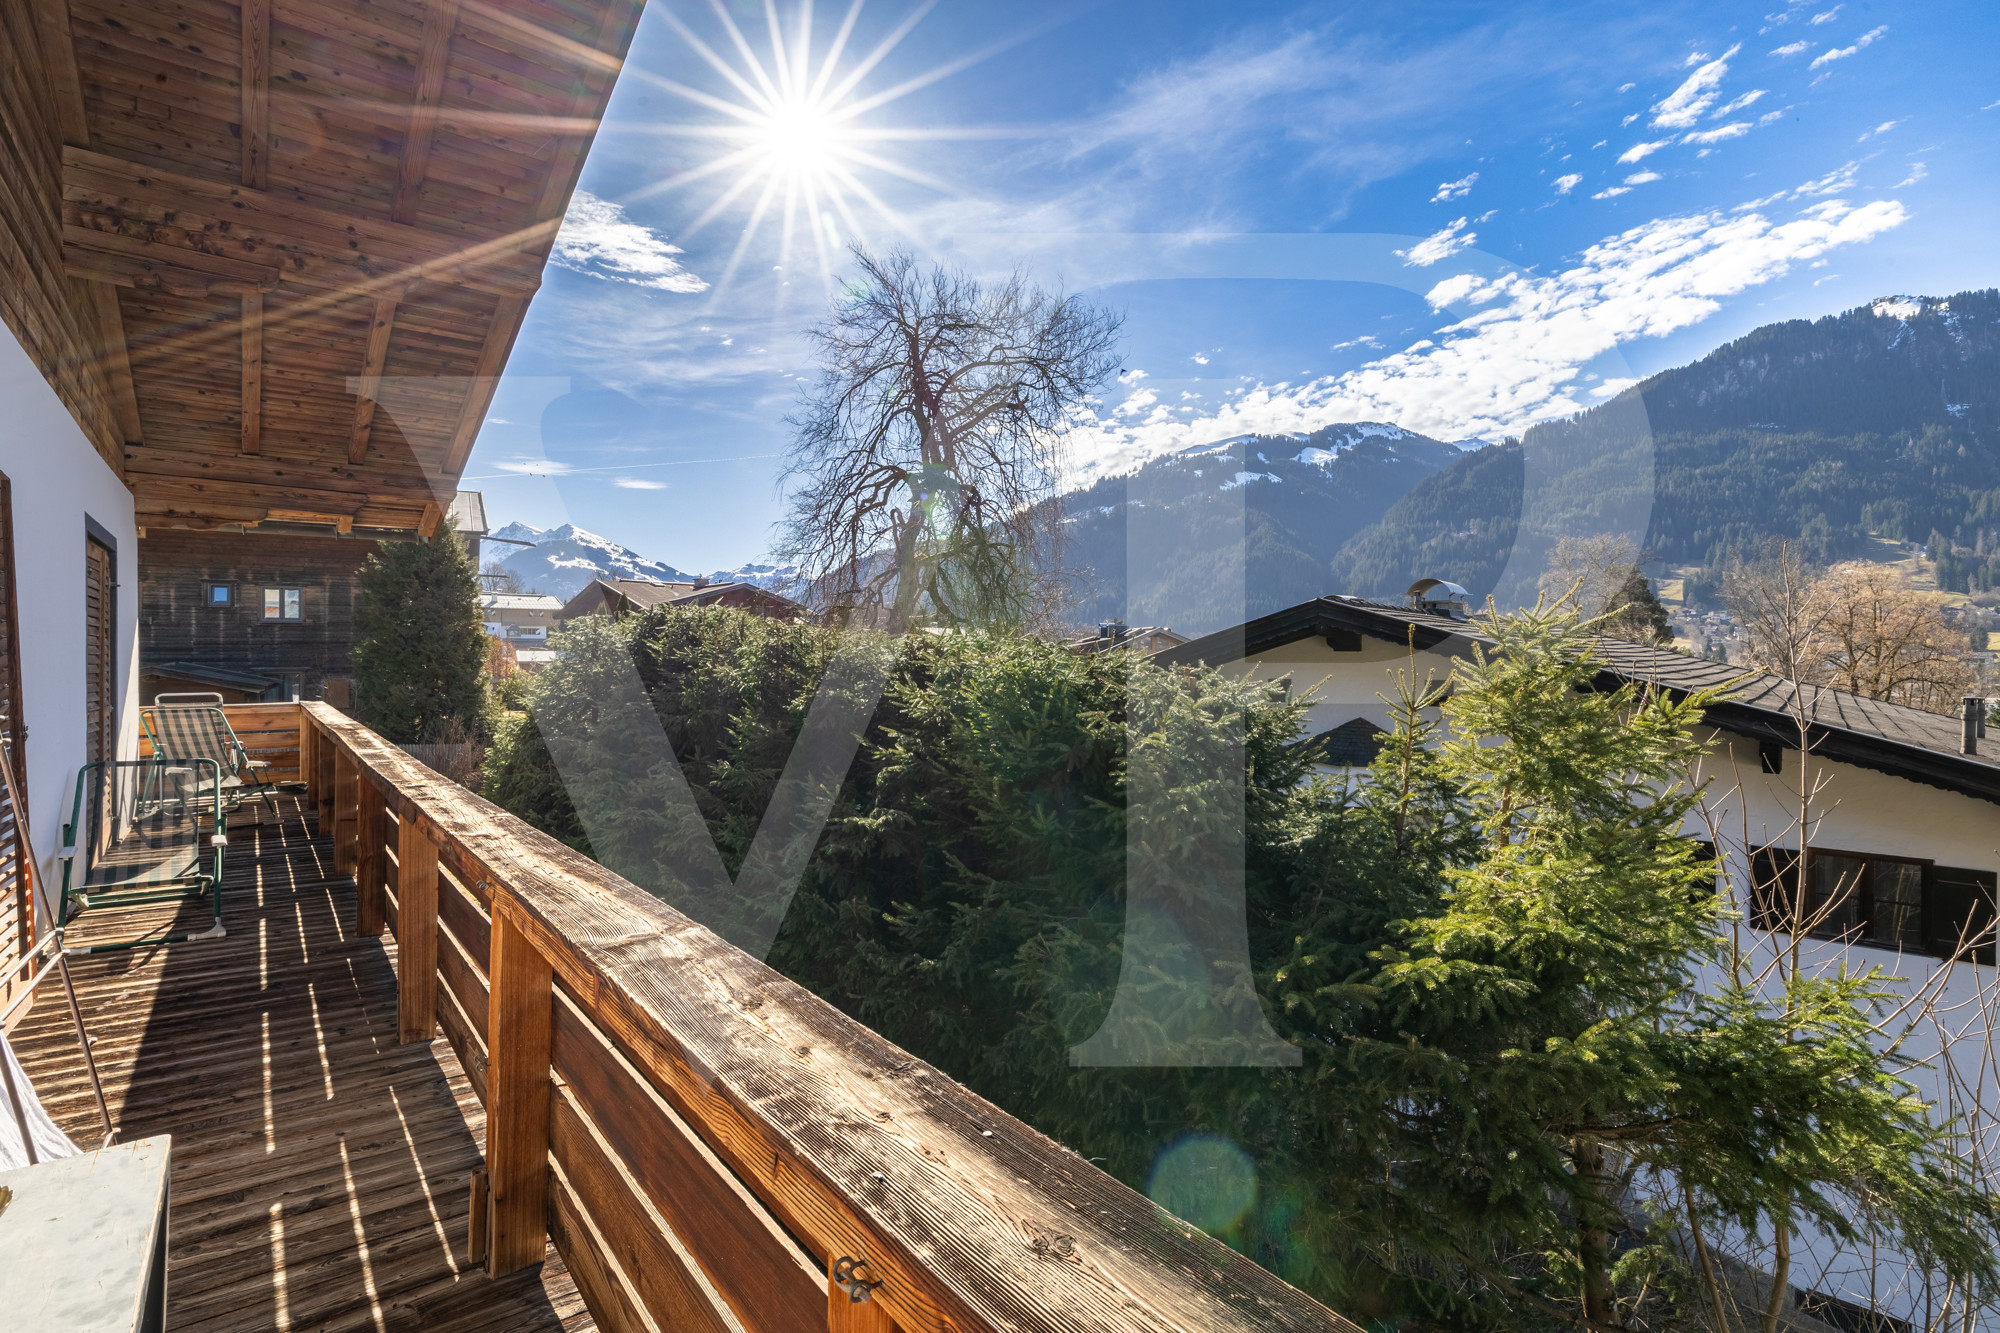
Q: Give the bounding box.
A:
[295,702,1359,1333]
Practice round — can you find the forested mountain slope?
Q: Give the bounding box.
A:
[1328,289,2000,602]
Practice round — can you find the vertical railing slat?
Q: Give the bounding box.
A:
[356,778,387,938]
[486,897,554,1276]
[397,817,440,1044]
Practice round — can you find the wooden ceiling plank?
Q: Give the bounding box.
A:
[63,224,282,288]
[240,0,270,187]
[63,147,550,297]
[347,291,402,464]
[391,0,462,226]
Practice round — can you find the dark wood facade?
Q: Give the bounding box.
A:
[139,528,375,703]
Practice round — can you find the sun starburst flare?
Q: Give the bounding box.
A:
[620,0,993,299]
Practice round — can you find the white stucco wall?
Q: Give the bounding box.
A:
[0,322,140,874]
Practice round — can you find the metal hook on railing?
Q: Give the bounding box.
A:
[832,1256,882,1304]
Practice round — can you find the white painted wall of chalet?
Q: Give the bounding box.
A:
[0,321,139,872]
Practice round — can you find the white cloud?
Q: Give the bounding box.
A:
[1810,5,1842,22]
[1593,186,1633,198]
[1618,139,1673,163]
[1554,173,1584,194]
[1396,217,1477,266]
[1759,108,1790,124]
[614,478,667,490]
[1624,171,1663,185]
[492,458,576,476]
[1985,99,2000,112]
[1683,50,1711,67]
[487,417,511,425]
[1714,89,1768,115]
[1794,160,1860,195]
[1770,41,1811,56]
[1190,352,1210,365]
[1617,82,1636,93]
[1856,119,1899,140]
[1064,196,1908,478]
[1683,122,1753,144]
[1431,172,1479,202]
[1897,162,1928,186]
[1651,44,1741,127]
[551,191,709,293]
[1810,25,1886,68]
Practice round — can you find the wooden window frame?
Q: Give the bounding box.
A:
[205,582,233,607]
[262,587,303,621]
[1750,844,1996,963]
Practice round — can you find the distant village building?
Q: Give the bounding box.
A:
[556,576,805,623]
[136,492,490,706]
[480,593,562,646]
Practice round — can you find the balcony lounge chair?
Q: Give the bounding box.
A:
[58,758,227,952]
[141,703,277,815]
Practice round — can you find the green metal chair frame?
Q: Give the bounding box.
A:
[58,758,228,953]
[140,704,278,815]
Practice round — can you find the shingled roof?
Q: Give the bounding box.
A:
[1156,595,2000,805]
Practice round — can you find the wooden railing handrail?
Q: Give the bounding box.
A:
[298,702,1359,1333]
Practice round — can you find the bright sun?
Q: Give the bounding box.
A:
[628,1,954,297]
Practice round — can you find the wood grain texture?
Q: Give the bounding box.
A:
[302,704,1367,1333]
[393,0,463,225]
[398,819,440,1044]
[8,794,596,1332]
[486,900,553,1276]
[238,0,269,187]
[238,287,263,453]
[80,277,143,442]
[357,776,388,936]
[551,988,823,1333]
[348,292,402,464]
[334,745,360,873]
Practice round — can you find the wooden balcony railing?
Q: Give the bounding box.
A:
[296,702,1360,1333]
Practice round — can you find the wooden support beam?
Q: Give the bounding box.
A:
[486,898,553,1277]
[239,288,262,454]
[418,499,444,539]
[333,749,359,874]
[356,779,387,937]
[240,0,271,187]
[441,294,526,477]
[347,293,401,464]
[397,818,440,1043]
[392,0,462,225]
[62,228,283,294]
[78,282,142,444]
[33,0,89,147]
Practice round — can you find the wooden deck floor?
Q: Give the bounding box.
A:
[12,795,595,1333]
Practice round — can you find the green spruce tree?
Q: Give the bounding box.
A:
[352,521,487,743]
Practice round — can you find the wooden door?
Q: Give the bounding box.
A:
[86,535,115,765]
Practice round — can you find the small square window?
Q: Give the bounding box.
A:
[206,583,232,606]
[263,588,303,621]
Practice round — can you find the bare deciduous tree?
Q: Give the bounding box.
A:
[777,247,1122,629]
[1725,544,1981,711]
[1538,533,1672,644]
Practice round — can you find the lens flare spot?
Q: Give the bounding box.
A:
[1146,1135,1256,1234]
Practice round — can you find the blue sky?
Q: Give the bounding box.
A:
[466,0,2000,571]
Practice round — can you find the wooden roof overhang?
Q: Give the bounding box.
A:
[1,0,642,535]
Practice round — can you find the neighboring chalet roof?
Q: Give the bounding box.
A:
[0,0,642,536]
[558,577,805,621]
[448,491,489,537]
[479,593,562,612]
[1158,594,2000,806]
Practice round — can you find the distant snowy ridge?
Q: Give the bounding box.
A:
[487,521,802,601]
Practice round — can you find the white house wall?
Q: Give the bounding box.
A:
[0,321,139,874]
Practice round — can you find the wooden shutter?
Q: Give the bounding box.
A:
[1927,866,1997,965]
[86,535,115,765]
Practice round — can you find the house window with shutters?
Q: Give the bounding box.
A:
[85,528,116,766]
[1750,845,1996,964]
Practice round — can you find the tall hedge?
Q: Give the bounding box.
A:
[351,524,487,742]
